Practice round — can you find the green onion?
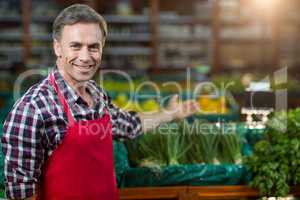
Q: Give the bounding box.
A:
[217,130,242,164]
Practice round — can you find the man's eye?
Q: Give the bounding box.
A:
[70,45,80,49]
[89,46,100,52]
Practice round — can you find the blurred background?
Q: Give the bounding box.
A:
[1,1,300,199]
[0,0,300,116]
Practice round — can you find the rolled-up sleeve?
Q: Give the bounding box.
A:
[107,96,142,139]
[1,101,45,199]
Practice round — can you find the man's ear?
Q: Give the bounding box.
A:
[53,39,62,58]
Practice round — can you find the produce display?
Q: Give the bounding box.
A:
[113,120,248,188]
[112,93,160,112]
[109,89,233,114]
[112,92,232,115]
[125,120,243,167]
[114,107,300,197]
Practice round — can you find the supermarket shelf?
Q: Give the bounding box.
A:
[221,37,272,43]
[29,15,253,26]
[160,16,211,25]
[0,16,22,23]
[0,60,13,69]
[0,46,151,56]
[31,16,55,23]
[104,47,152,55]
[30,15,252,26]
[1,49,50,64]
[30,33,151,42]
[32,33,52,41]
[103,15,149,23]
[31,14,150,23]
[159,36,209,42]
[0,0,287,72]
[0,32,22,41]
[221,19,257,26]
[108,34,151,42]
[159,16,252,26]
[31,46,53,55]
[0,47,22,54]
[0,33,271,44]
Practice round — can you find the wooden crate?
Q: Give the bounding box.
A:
[118,185,300,200]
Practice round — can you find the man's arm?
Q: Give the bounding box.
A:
[138,95,199,132]
[2,101,45,200]
[106,92,198,138]
[107,97,143,139]
[106,88,198,139]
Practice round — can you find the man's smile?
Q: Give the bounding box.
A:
[72,63,95,72]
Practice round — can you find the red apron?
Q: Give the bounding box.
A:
[37,73,119,200]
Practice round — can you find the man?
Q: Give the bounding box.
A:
[1,4,199,200]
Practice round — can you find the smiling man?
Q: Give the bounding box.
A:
[1,4,199,200]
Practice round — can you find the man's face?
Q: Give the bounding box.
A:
[54,22,103,84]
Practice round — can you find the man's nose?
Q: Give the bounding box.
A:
[79,48,91,63]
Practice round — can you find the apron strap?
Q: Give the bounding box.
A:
[49,72,76,126]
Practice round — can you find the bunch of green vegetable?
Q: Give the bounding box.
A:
[126,120,242,168]
[244,108,300,197]
[125,121,193,167]
[183,121,220,164]
[218,130,242,164]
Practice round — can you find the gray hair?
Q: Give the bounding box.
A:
[52,4,107,44]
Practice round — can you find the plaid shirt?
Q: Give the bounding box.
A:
[1,69,142,199]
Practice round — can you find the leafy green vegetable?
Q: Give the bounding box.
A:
[244,108,300,197]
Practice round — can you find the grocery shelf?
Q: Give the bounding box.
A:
[30,33,152,42]
[1,0,299,72]
[31,14,150,24]
[221,19,256,27]
[160,16,211,25]
[108,34,151,42]
[0,61,13,69]
[159,16,252,26]
[0,47,22,54]
[31,16,55,23]
[103,15,149,23]
[0,32,22,41]
[104,47,152,55]
[159,36,209,42]
[0,16,22,23]
[31,33,52,41]
[31,46,52,54]
[221,37,272,43]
